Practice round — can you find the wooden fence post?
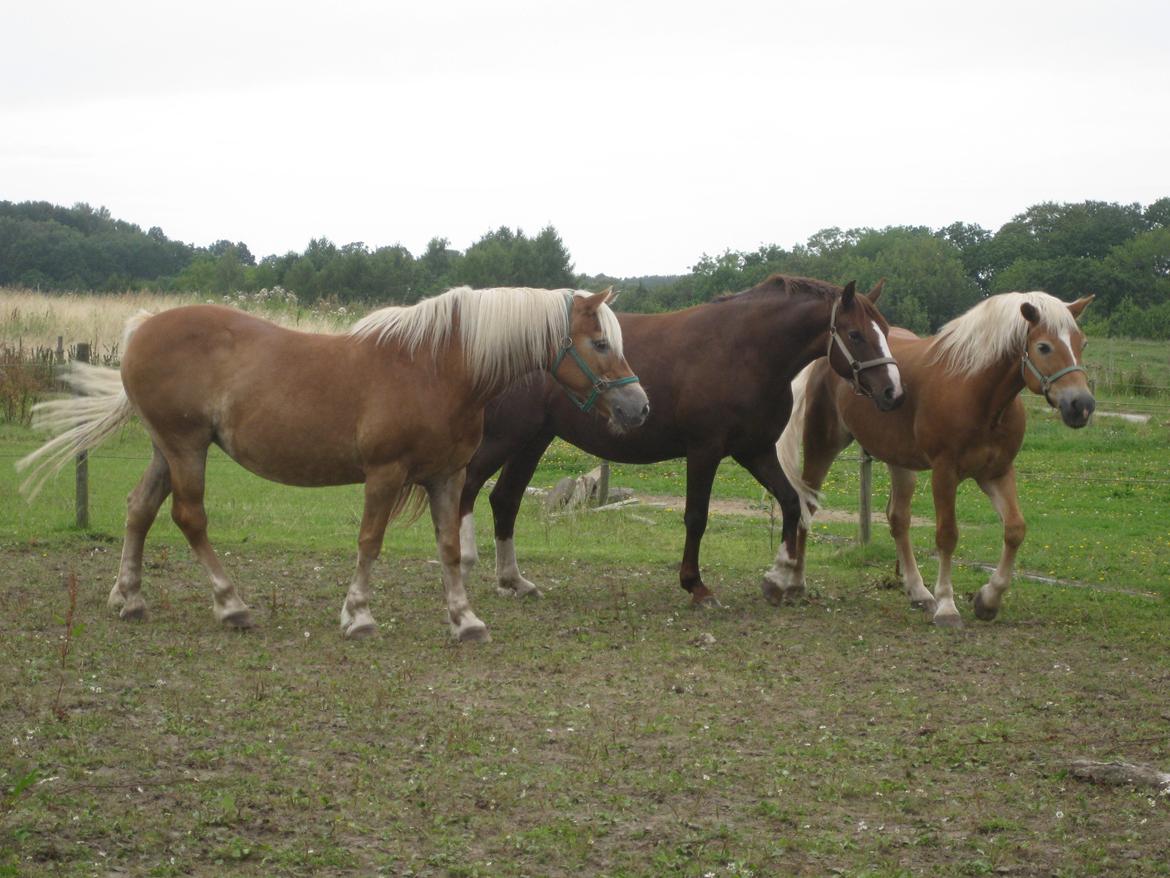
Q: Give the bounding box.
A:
[858,449,872,545]
[75,343,90,530]
[598,460,610,507]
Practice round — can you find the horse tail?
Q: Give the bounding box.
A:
[777,362,824,529]
[17,311,153,500]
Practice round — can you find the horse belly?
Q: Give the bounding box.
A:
[218,416,365,487]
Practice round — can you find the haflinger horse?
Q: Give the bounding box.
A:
[777,291,1095,627]
[458,274,905,608]
[18,287,649,642]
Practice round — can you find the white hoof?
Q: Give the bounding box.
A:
[340,604,377,639]
[450,612,491,642]
[497,577,542,599]
[108,583,126,611]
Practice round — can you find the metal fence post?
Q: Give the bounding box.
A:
[858,449,872,544]
[75,342,90,530]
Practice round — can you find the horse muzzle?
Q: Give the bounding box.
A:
[872,382,906,412]
[605,383,651,432]
[1057,391,1095,428]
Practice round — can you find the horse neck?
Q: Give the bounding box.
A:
[742,293,832,379]
[954,350,1028,425]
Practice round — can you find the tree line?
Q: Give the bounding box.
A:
[2,197,1168,337]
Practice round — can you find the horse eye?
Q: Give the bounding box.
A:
[1037,342,1052,355]
[848,330,864,343]
[593,338,610,352]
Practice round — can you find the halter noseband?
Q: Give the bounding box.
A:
[827,297,897,397]
[549,294,640,413]
[1021,351,1086,400]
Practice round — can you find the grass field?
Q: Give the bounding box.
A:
[3,290,1169,875]
[2,379,1169,876]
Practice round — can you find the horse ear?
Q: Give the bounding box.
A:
[581,287,613,312]
[1020,302,1041,326]
[841,281,857,308]
[865,278,886,304]
[1068,294,1095,320]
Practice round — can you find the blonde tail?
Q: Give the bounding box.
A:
[17,311,152,500]
[776,363,824,529]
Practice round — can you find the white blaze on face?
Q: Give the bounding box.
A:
[873,320,904,397]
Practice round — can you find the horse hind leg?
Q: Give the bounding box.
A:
[886,465,934,613]
[428,469,490,642]
[973,469,1025,621]
[167,445,254,628]
[340,464,411,639]
[109,445,172,620]
[488,440,550,599]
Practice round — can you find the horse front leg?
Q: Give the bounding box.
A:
[681,447,722,607]
[974,468,1025,621]
[929,465,963,628]
[733,448,805,605]
[341,464,409,639]
[887,465,934,613]
[428,469,490,642]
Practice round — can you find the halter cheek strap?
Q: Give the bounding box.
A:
[827,298,898,397]
[1021,352,1086,397]
[549,295,640,413]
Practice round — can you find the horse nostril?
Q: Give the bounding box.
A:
[640,402,650,418]
[883,386,895,400]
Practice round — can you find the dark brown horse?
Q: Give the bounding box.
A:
[20,286,648,642]
[777,291,1094,626]
[458,274,904,607]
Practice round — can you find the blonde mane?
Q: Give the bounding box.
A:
[929,291,1080,376]
[349,286,623,391]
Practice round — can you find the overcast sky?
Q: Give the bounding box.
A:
[3,1,1168,277]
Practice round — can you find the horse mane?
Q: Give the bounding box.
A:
[714,273,838,303]
[348,286,623,390]
[929,291,1080,376]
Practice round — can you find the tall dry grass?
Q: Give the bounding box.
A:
[0,287,354,353]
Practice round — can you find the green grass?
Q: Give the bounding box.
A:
[2,402,1169,876]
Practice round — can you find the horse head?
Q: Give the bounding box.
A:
[550,288,650,433]
[1020,295,1095,428]
[826,280,905,412]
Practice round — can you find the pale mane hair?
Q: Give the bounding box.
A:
[349,286,623,391]
[929,291,1080,376]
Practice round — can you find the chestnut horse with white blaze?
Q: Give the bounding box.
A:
[459,274,904,608]
[777,291,1094,626]
[19,287,648,642]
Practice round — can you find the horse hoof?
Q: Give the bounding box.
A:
[119,602,147,622]
[220,608,255,629]
[690,589,724,610]
[762,579,804,606]
[933,612,963,629]
[972,592,999,621]
[761,580,785,606]
[911,599,937,616]
[496,583,542,599]
[343,620,378,639]
[455,623,491,643]
[107,587,126,611]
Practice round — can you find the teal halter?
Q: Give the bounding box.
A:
[549,294,640,413]
[1021,351,1086,399]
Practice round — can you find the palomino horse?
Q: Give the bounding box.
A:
[777,291,1095,626]
[458,274,905,607]
[19,287,649,642]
